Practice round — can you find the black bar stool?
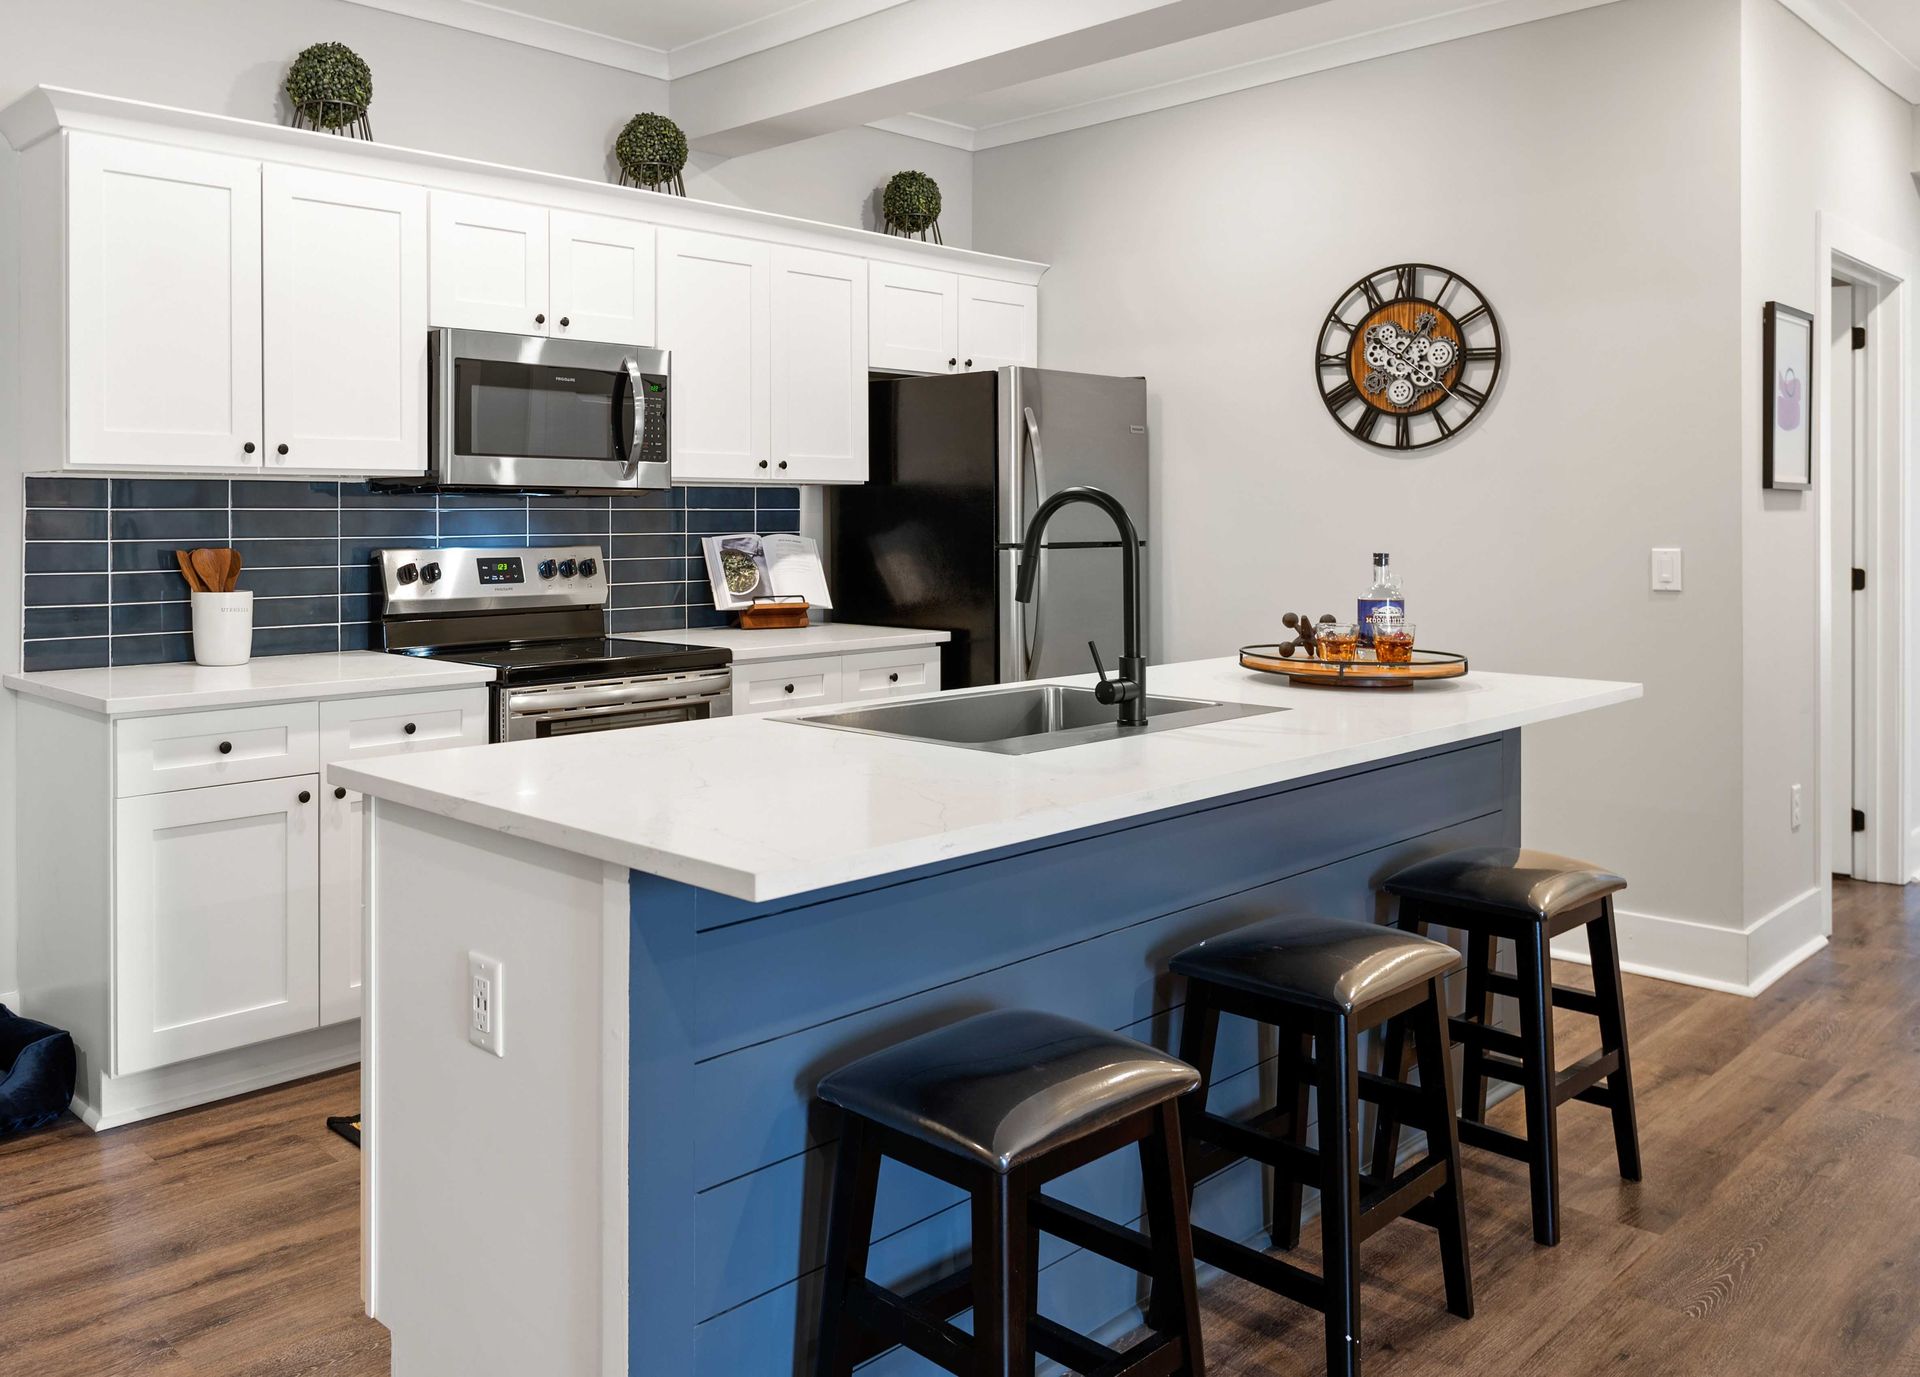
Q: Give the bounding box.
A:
[1374,846,1641,1247]
[1170,915,1472,1377]
[813,1008,1207,1377]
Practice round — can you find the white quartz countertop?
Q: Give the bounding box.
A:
[3,651,496,716]
[331,658,1640,903]
[623,623,949,662]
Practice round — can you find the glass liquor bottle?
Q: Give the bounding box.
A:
[1358,553,1404,644]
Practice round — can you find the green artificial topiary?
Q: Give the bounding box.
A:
[285,42,373,130]
[883,170,943,241]
[615,113,689,194]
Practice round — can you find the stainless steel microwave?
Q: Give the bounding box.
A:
[427,328,670,491]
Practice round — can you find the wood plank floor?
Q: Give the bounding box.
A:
[2,878,1916,1375]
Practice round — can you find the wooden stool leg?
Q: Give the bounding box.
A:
[1274,1020,1313,1251]
[1368,901,1429,1179]
[1517,925,1561,1247]
[1317,1012,1363,1377]
[971,1167,1035,1377]
[1413,977,1473,1319]
[1586,898,1643,1182]
[814,1116,883,1377]
[1457,928,1495,1124]
[1140,1101,1207,1376]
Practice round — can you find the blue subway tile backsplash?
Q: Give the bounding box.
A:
[19,476,807,673]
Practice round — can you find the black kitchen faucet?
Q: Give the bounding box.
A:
[1015,485,1147,727]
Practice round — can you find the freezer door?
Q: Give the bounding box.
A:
[997,368,1150,547]
[998,544,1145,682]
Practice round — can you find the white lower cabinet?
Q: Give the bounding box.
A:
[114,775,322,1074]
[842,646,942,703]
[729,643,944,716]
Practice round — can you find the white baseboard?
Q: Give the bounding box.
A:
[73,1021,362,1131]
[1550,887,1826,997]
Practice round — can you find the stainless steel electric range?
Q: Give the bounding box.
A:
[377,544,731,742]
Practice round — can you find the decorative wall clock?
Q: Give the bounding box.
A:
[1315,264,1502,450]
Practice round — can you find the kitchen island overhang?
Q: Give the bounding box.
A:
[336,660,1639,1377]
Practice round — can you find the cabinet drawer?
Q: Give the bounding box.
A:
[735,658,842,715]
[842,647,942,701]
[115,702,319,798]
[320,688,489,764]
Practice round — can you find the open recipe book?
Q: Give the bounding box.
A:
[700,533,835,612]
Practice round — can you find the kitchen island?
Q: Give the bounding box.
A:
[332,658,1638,1377]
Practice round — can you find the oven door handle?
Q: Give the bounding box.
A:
[612,357,640,477]
[507,671,732,716]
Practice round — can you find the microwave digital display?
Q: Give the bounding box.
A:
[476,557,525,585]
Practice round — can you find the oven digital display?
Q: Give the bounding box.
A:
[476,556,525,585]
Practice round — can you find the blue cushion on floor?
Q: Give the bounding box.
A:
[0,1005,76,1137]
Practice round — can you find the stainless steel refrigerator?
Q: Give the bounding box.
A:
[826,368,1149,689]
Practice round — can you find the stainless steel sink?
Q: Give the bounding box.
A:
[790,684,1285,755]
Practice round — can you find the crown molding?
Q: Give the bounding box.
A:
[339,0,670,77]
[866,113,979,151]
[1773,0,1920,103]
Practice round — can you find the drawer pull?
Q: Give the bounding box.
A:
[298,790,312,805]
[218,741,233,755]
[404,722,418,735]
[334,786,347,800]
[783,683,795,694]
[888,672,899,683]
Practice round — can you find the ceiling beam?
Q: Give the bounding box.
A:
[671,0,1325,156]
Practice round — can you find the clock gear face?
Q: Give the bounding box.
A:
[1316,264,1502,451]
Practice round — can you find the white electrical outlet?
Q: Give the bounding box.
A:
[1790,784,1803,832]
[468,952,505,1057]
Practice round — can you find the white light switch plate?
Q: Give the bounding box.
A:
[1650,548,1684,591]
[468,952,504,1057]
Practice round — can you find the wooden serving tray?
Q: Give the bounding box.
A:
[1239,644,1468,688]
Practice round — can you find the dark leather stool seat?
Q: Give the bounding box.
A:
[1171,913,1464,1013]
[1172,915,1473,1377]
[1383,846,1626,921]
[813,1009,1208,1376]
[1375,845,1642,1249]
[816,1008,1199,1173]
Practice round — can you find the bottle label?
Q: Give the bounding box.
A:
[1358,598,1404,643]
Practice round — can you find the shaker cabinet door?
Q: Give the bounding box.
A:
[551,210,656,347]
[428,191,550,335]
[658,228,771,483]
[868,261,959,374]
[65,135,264,470]
[957,276,1038,371]
[263,165,428,475]
[114,776,322,1074]
[772,246,867,484]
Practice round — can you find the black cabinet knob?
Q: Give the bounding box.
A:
[218,741,233,755]
[298,790,312,804]
[243,442,256,454]
[559,316,570,327]
[276,443,289,456]
[758,460,769,469]
[777,461,788,470]
[404,722,417,735]
[888,672,899,683]
[334,786,347,800]
[535,313,546,325]
[783,683,795,694]
[964,359,973,368]
[948,357,957,367]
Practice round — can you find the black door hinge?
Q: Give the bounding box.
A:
[1853,567,1867,592]
[1853,325,1868,350]
[1853,808,1867,833]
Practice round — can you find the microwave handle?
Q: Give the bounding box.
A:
[612,358,640,475]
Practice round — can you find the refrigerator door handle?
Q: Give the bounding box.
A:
[1020,405,1048,677]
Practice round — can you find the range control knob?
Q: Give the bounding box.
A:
[557,559,578,578]
[578,557,597,578]
[396,563,419,586]
[538,559,558,579]
[420,562,442,584]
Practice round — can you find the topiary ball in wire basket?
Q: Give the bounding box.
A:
[286,41,373,138]
[883,171,943,243]
[615,113,688,195]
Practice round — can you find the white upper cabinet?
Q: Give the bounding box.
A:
[550,210,656,347]
[66,135,264,470]
[772,246,868,485]
[263,166,428,476]
[958,276,1039,373]
[428,191,550,335]
[869,262,960,374]
[658,228,772,483]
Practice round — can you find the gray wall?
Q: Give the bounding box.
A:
[973,0,1751,959]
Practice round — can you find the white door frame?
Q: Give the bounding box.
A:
[1815,212,1914,913]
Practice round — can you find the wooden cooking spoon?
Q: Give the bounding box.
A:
[220,549,244,593]
[175,549,204,593]
[191,548,226,596]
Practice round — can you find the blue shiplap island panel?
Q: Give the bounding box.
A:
[626,731,1521,1375]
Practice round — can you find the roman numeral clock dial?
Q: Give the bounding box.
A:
[1315,263,1502,450]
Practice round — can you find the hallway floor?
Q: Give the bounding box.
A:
[1,880,1915,1375]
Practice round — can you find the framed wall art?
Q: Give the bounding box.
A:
[1763,301,1814,490]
